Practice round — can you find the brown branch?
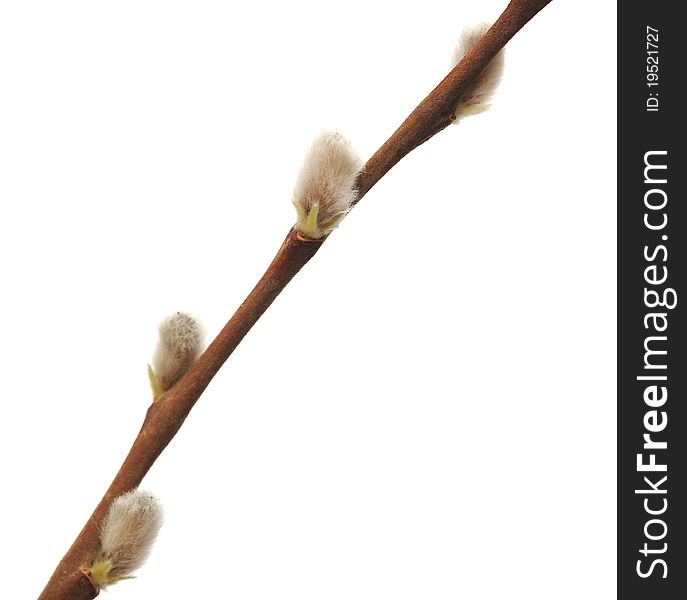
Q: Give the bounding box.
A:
[55,571,97,600]
[37,1,552,598]
[356,0,552,199]
[39,230,323,600]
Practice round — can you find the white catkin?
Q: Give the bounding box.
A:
[99,490,163,582]
[292,131,362,239]
[451,23,505,122]
[152,311,204,391]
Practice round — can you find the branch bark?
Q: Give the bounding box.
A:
[37,1,553,598]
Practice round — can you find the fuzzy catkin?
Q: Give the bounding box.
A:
[92,490,163,587]
[151,312,204,391]
[451,23,505,122]
[292,131,362,239]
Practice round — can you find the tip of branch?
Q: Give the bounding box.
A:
[451,23,505,123]
[293,131,362,240]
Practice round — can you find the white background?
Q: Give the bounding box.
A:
[1,1,616,598]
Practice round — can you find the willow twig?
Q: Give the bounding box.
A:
[37,1,552,598]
